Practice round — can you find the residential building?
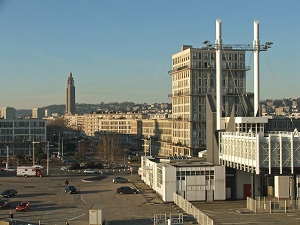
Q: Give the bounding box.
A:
[32,108,45,119]
[45,109,52,117]
[0,107,16,119]
[169,45,249,156]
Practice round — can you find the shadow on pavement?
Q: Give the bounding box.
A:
[107,218,153,225]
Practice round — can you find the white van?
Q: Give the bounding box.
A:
[17,166,44,177]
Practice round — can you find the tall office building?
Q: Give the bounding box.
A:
[169,45,249,155]
[0,107,16,119]
[32,108,45,119]
[66,72,76,115]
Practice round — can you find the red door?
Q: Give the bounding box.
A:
[243,184,251,199]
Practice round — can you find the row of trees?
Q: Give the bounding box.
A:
[77,133,125,166]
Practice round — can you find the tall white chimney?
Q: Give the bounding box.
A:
[253,20,260,117]
[216,19,222,129]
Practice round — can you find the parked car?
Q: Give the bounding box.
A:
[116,186,139,194]
[16,202,30,211]
[65,186,77,194]
[84,169,96,174]
[0,199,11,209]
[61,166,70,171]
[4,167,16,172]
[113,177,130,183]
[0,189,17,198]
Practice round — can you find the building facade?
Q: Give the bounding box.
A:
[32,108,45,119]
[0,119,47,156]
[141,156,226,202]
[0,107,16,119]
[169,45,249,156]
[66,72,75,115]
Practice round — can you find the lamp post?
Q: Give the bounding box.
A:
[6,146,9,170]
[61,138,64,160]
[47,142,49,176]
[149,137,152,156]
[32,141,39,166]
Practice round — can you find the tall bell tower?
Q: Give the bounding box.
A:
[66,72,75,115]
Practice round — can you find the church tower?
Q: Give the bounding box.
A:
[66,72,75,115]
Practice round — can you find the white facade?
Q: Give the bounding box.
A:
[220,129,300,175]
[32,108,45,119]
[141,156,226,202]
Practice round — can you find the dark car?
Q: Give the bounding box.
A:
[65,186,77,194]
[16,202,30,211]
[0,189,17,198]
[0,199,11,209]
[113,177,130,183]
[116,186,139,194]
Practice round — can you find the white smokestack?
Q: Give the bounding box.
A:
[216,19,222,129]
[253,20,260,117]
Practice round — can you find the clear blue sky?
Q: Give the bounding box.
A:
[0,0,299,109]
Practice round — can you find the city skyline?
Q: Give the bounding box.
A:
[1,1,300,109]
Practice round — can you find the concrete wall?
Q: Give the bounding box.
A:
[163,165,176,202]
[215,166,226,200]
[235,170,261,199]
[275,176,290,198]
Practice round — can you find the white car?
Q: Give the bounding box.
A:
[84,169,96,174]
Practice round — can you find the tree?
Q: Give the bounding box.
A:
[96,133,124,167]
[77,139,87,158]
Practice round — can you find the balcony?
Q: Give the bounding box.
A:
[168,65,189,75]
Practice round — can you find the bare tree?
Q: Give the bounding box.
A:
[77,139,87,158]
[96,133,123,166]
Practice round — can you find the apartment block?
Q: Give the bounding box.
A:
[169,45,248,155]
[0,107,16,119]
[32,108,45,119]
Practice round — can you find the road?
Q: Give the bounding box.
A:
[0,162,181,225]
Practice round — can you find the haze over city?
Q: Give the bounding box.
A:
[0,0,300,109]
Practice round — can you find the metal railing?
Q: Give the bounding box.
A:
[173,193,213,225]
[153,213,183,225]
[247,197,300,213]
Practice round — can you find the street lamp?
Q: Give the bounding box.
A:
[149,137,152,156]
[6,146,9,170]
[142,137,152,156]
[47,142,49,176]
[32,141,39,166]
[61,138,64,160]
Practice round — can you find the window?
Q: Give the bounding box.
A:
[192,52,197,60]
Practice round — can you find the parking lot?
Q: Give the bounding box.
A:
[0,165,181,225]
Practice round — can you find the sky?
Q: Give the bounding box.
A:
[0,0,300,109]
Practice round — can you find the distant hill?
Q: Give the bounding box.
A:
[16,109,32,118]
[16,102,171,118]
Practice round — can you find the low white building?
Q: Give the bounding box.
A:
[140,156,226,202]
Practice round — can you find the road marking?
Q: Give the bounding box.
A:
[81,194,87,204]
[69,214,86,221]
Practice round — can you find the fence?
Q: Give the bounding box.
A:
[153,213,183,225]
[247,197,300,213]
[173,193,213,225]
